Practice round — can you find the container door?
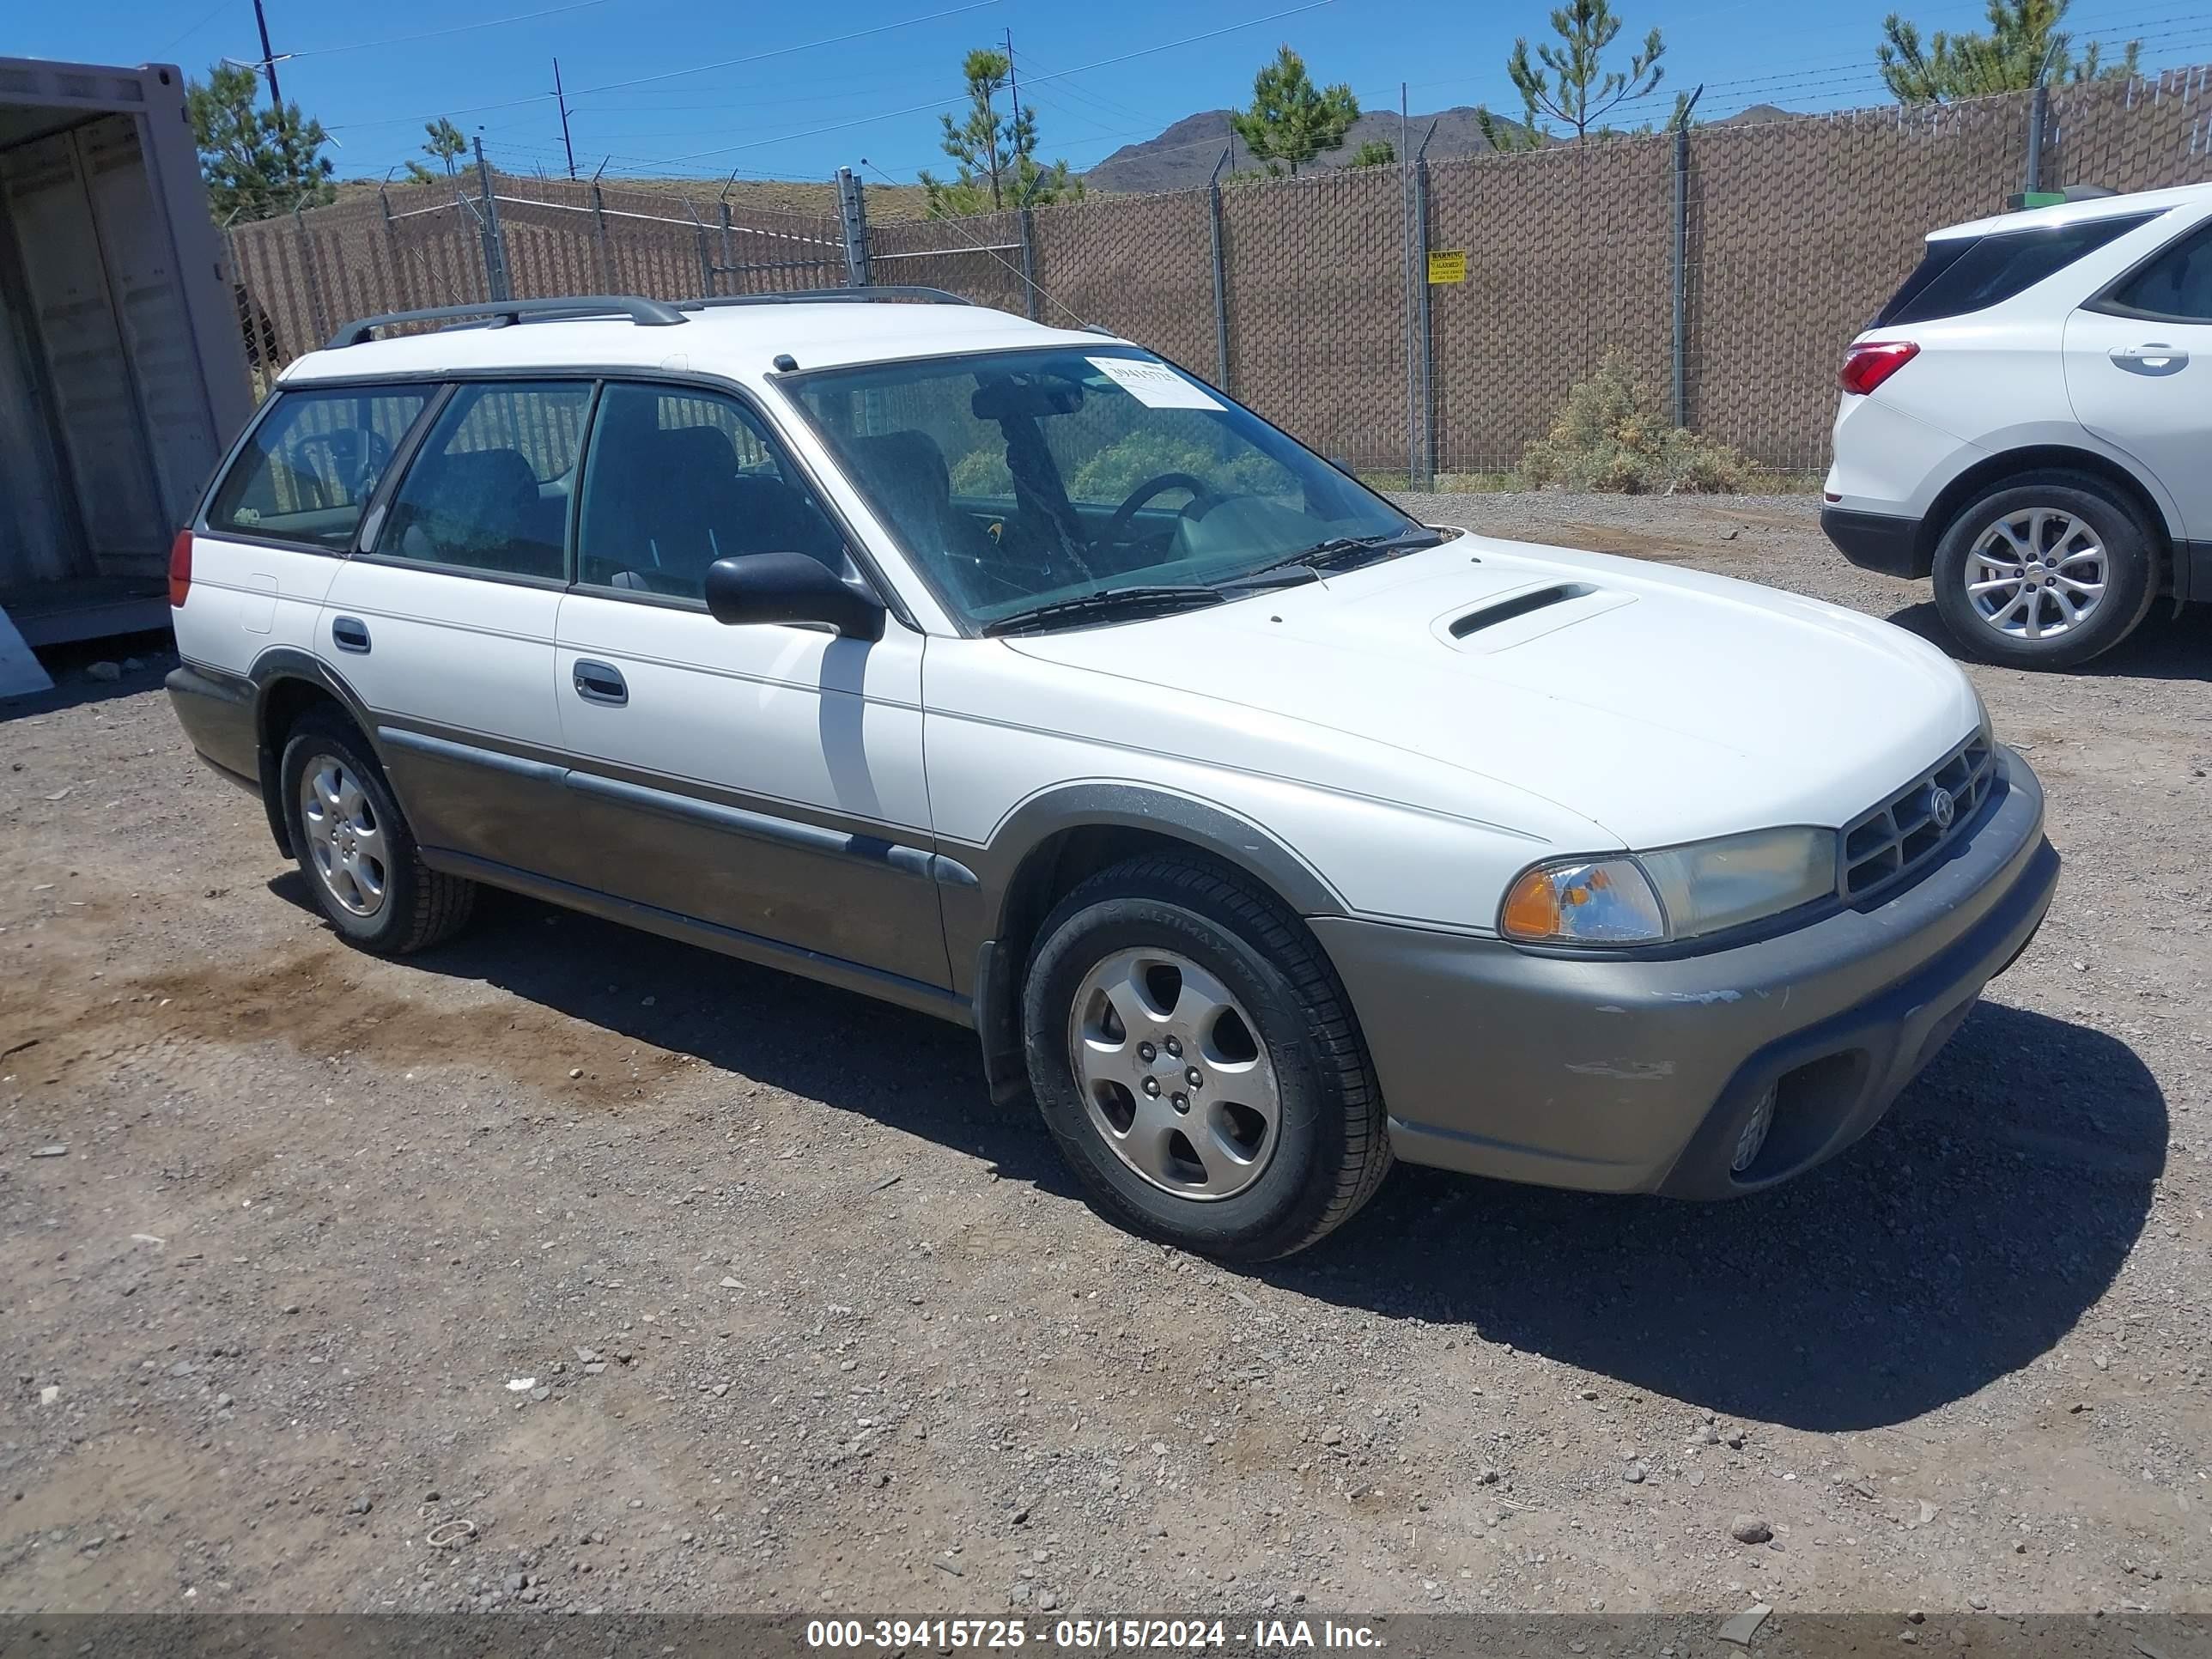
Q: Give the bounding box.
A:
[0,119,166,574]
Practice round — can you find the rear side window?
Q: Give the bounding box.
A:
[378,381,592,580]
[2097,222,2212,322]
[1875,214,2157,326]
[576,383,845,599]
[206,386,428,549]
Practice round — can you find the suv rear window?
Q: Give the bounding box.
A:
[1875,213,2158,326]
[206,386,428,549]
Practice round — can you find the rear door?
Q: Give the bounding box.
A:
[549,380,946,990]
[2064,213,2212,547]
[190,382,432,677]
[316,379,592,872]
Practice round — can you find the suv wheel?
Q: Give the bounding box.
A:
[279,709,477,954]
[1020,855,1391,1261]
[1930,473,2159,669]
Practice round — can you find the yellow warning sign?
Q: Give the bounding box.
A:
[1426,249,1468,284]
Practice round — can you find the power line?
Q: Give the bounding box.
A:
[326,1,1003,131]
[157,0,233,58]
[618,0,1336,167]
[288,0,617,58]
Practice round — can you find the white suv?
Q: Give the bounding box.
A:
[1824,181,2212,669]
[166,290,2057,1259]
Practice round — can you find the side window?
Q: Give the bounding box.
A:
[2100,223,2212,323]
[577,383,846,599]
[1880,214,2157,326]
[378,381,592,580]
[206,386,428,549]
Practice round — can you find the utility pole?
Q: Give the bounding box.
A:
[474,133,510,300]
[252,0,283,107]
[1003,27,1023,210]
[553,58,577,181]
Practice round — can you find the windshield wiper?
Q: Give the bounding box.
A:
[982,584,1229,637]
[1250,527,1448,579]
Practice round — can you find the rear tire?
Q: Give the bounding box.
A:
[279,708,476,955]
[1020,855,1391,1261]
[1929,473,2159,670]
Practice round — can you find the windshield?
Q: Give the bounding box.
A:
[783,346,1425,628]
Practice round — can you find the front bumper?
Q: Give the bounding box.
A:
[1820,505,1929,579]
[1312,747,2057,1198]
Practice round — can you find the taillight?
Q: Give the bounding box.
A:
[168,529,193,607]
[1840,340,1919,396]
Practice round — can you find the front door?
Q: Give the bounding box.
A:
[2063,216,2212,549]
[317,379,593,872]
[550,381,946,991]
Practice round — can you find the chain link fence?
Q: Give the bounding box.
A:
[227,69,2212,477]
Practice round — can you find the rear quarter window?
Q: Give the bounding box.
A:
[1875,213,2160,326]
[2094,221,2212,323]
[206,386,429,549]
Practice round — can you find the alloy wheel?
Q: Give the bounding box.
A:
[1067,948,1280,1200]
[1962,506,2107,642]
[298,757,388,918]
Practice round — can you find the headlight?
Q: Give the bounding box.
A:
[1500,858,1668,944]
[1501,826,1838,946]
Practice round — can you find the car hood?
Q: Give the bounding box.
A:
[1001,531,1981,848]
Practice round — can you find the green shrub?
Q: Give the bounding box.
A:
[1066,430,1290,504]
[1516,349,1747,495]
[947,445,1013,496]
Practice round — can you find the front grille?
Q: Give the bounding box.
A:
[1840,731,1996,900]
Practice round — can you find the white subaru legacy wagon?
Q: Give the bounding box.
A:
[166,290,2059,1260]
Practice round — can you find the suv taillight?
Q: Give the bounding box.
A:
[1840,340,1919,396]
[168,529,193,607]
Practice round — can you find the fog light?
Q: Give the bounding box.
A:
[1731,1084,1778,1175]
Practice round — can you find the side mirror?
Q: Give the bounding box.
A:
[703,551,885,641]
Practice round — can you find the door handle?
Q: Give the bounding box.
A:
[2109,342,2188,374]
[572,659,628,706]
[331,616,371,653]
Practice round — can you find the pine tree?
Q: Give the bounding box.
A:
[1879,0,2139,101]
[1487,0,1665,146]
[404,118,471,185]
[921,48,1080,218]
[1229,46,1361,178]
[186,63,336,223]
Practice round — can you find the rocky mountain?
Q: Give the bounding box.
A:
[1083,105,1536,194]
[1714,102,1794,125]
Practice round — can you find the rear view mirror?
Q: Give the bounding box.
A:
[971,376,1084,421]
[703,552,885,641]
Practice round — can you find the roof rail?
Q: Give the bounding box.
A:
[675,287,975,310]
[324,295,688,349]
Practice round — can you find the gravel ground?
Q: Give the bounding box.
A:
[2,493,2208,1619]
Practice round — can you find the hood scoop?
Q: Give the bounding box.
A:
[1438,579,1628,653]
[1448,581,1596,636]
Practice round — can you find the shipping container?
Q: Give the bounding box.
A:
[1,56,250,645]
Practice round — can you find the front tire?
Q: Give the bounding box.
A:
[1929,474,2159,670]
[1020,856,1391,1261]
[279,709,477,955]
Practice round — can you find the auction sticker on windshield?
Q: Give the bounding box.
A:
[1087,356,1225,410]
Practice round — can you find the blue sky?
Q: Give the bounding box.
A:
[19,0,2209,184]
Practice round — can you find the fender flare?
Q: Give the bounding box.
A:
[976,781,1350,935]
[243,647,384,855]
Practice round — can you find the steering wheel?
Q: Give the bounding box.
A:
[292,428,392,501]
[1102,472,1220,543]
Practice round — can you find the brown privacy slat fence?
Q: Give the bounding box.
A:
[227,70,2212,475]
